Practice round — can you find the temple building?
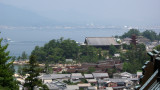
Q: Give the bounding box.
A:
[84,37,121,49]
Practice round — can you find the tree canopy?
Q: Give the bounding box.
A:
[142,30,160,41]
[31,38,105,63]
[121,29,160,41]
[21,51,28,60]
[154,45,160,51]
[121,29,141,38]
[109,44,117,56]
[0,35,19,89]
[121,44,149,73]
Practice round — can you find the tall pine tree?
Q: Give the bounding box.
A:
[24,55,48,90]
[0,34,19,89]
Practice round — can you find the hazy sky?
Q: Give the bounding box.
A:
[0,0,160,26]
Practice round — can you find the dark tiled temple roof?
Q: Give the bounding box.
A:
[135,49,160,90]
[85,37,120,46]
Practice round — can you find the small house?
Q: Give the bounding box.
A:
[65,85,79,90]
[71,73,84,83]
[92,73,109,79]
[84,74,94,79]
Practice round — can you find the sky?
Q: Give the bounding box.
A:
[0,0,160,26]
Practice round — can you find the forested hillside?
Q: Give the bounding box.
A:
[31,38,105,63]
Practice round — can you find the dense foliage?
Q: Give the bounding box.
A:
[109,45,117,55]
[0,36,19,89]
[31,38,105,63]
[121,29,141,38]
[21,51,28,60]
[142,30,160,41]
[120,29,160,73]
[121,44,150,73]
[154,45,160,51]
[121,29,160,41]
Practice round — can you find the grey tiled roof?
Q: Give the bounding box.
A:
[40,74,71,80]
[71,73,84,79]
[65,85,79,90]
[51,74,71,79]
[92,73,109,78]
[84,74,93,78]
[85,37,120,46]
[109,78,128,82]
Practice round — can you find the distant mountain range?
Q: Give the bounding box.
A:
[0,3,59,26]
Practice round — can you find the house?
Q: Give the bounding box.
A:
[66,59,73,62]
[81,63,97,68]
[105,87,113,90]
[86,79,97,85]
[114,53,120,57]
[97,79,108,89]
[39,74,52,83]
[122,37,132,45]
[136,72,142,78]
[84,74,94,79]
[67,68,77,73]
[107,79,128,90]
[108,82,117,87]
[65,85,79,90]
[40,74,71,83]
[113,73,122,79]
[120,72,133,78]
[45,81,66,90]
[77,68,88,73]
[88,86,97,90]
[53,67,62,73]
[66,59,122,73]
[108,78,137,89]
[84,37,121,49]
[71,73,84,83]
[51,74,71,81]
[78,83,91,90]
[92,73,109,79]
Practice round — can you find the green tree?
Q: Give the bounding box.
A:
[17,56,21,61]
[31,38,104,63]
[0,36,19,89]
[11,56,16,61]
[44,62,53,74]
[158,33,160,41]
[142,30,157,41]
[109,45,117,56]
[121,29,141,38]
[60,39,79,59]
[121,44,149,73]
[24,55,48,90]
[80,46,100,63]
[154,45,160,51]
[21,51,28,60]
